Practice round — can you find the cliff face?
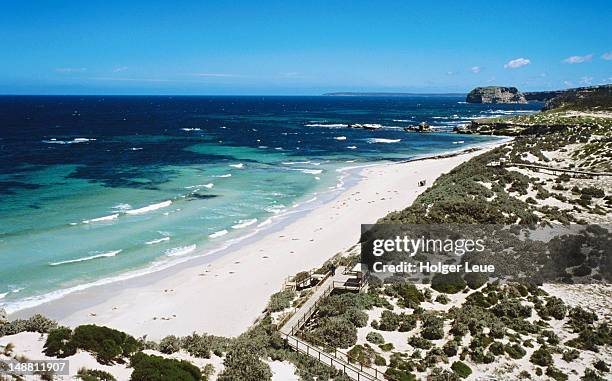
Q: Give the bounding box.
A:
[542,84,612,111]
[466,86,527,104]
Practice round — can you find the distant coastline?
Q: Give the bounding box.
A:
[322,92,465,97]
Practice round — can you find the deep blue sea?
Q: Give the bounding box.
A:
[0,95,540,312]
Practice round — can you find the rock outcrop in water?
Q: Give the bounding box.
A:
[466,86,527,104]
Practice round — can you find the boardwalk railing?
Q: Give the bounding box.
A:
[280,332,385,381]
[505,162,612,178]
[288,282,334,335]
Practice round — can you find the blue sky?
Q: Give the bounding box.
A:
[0,0,610,95]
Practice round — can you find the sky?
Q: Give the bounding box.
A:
[0,0,610,95]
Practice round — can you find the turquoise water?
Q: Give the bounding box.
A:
[0,96,539,312]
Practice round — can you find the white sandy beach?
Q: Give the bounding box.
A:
[10,146,499,340]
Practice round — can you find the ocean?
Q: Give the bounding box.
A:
[0,95,540,313]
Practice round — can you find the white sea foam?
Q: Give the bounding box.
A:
[181,128,202,131]
[209,229,229,238]
[49,250,121,266]
[229,163,244,169]
[112,203,132,211]
[186,183,214,189]
[125,200,172,215]
[366,138,401,144]
[0,292,7,300]
[130,147,143,151]
[257,218,273,227]
[288,168,323,175]
[282,161,312,165]
[347,146,357,149]
[302,169,322,175]
[231,219,258,229]
[392,119,411,122]
[214,174,232,178]
[165,244,196,257]
[82,214,119,224]
[42,138,96,144]
[334,136,347,140]
[146,237,171,245]
[452,140,465,144]
[265,204,286,214]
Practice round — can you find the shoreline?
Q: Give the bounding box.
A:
[10,141,507,339]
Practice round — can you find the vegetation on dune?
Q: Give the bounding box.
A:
[43,324,140,364]
[77,368,117,381]
[130,352,201,381]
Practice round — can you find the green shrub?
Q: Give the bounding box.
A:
[365,332,384,345]
[77,368,117,381]
[429,367,461,381]
[530,347,553,366]
[346,344,376,367]
[159,335,181,354]
[442,340,458,357]
[546,366,569,381]
[581,187,605,198]
[593,359,609,372]
[581,368,606,381]
[562,349,580,362]
[44,327,77,358]
[451,361,472,378]
[408,336,432,350]
[130,352,201,381]
[71,325,139,364]
[384,367,417,381]
[267,289,295,312]
[374,354,386,366]
[504,343,526,359]
[431,273,466,294]
[379,310,401,331]
[308,317,357,349]
[24,314,58,333]
[435,294,450,304]
[180,333,211,358]
[421,314,444,340]
[379,342,394,352]
[489,341,504,355]
[218,340,272,381]
[389,283,424,308]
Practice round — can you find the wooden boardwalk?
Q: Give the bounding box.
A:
[278,266,386,381]
[506,162,612,177]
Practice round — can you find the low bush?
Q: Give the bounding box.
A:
[130,352,201,381]
[504,343,526,359]
[267,289,295,312]
[451,361,472,378]
[72,325,139,364]
[562,349,580,362]
[217,340,272,381]
[77,368,117,381]
[365,332,384,345]
[431,273,466,294]
[421,314,444,340]
[346,344,376,367]
[44,327,77,358]
[530,347,553,366]
[435,294,450,304]
[159,335,181,354]
[546,366,569,381]
[44,325,139,364]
